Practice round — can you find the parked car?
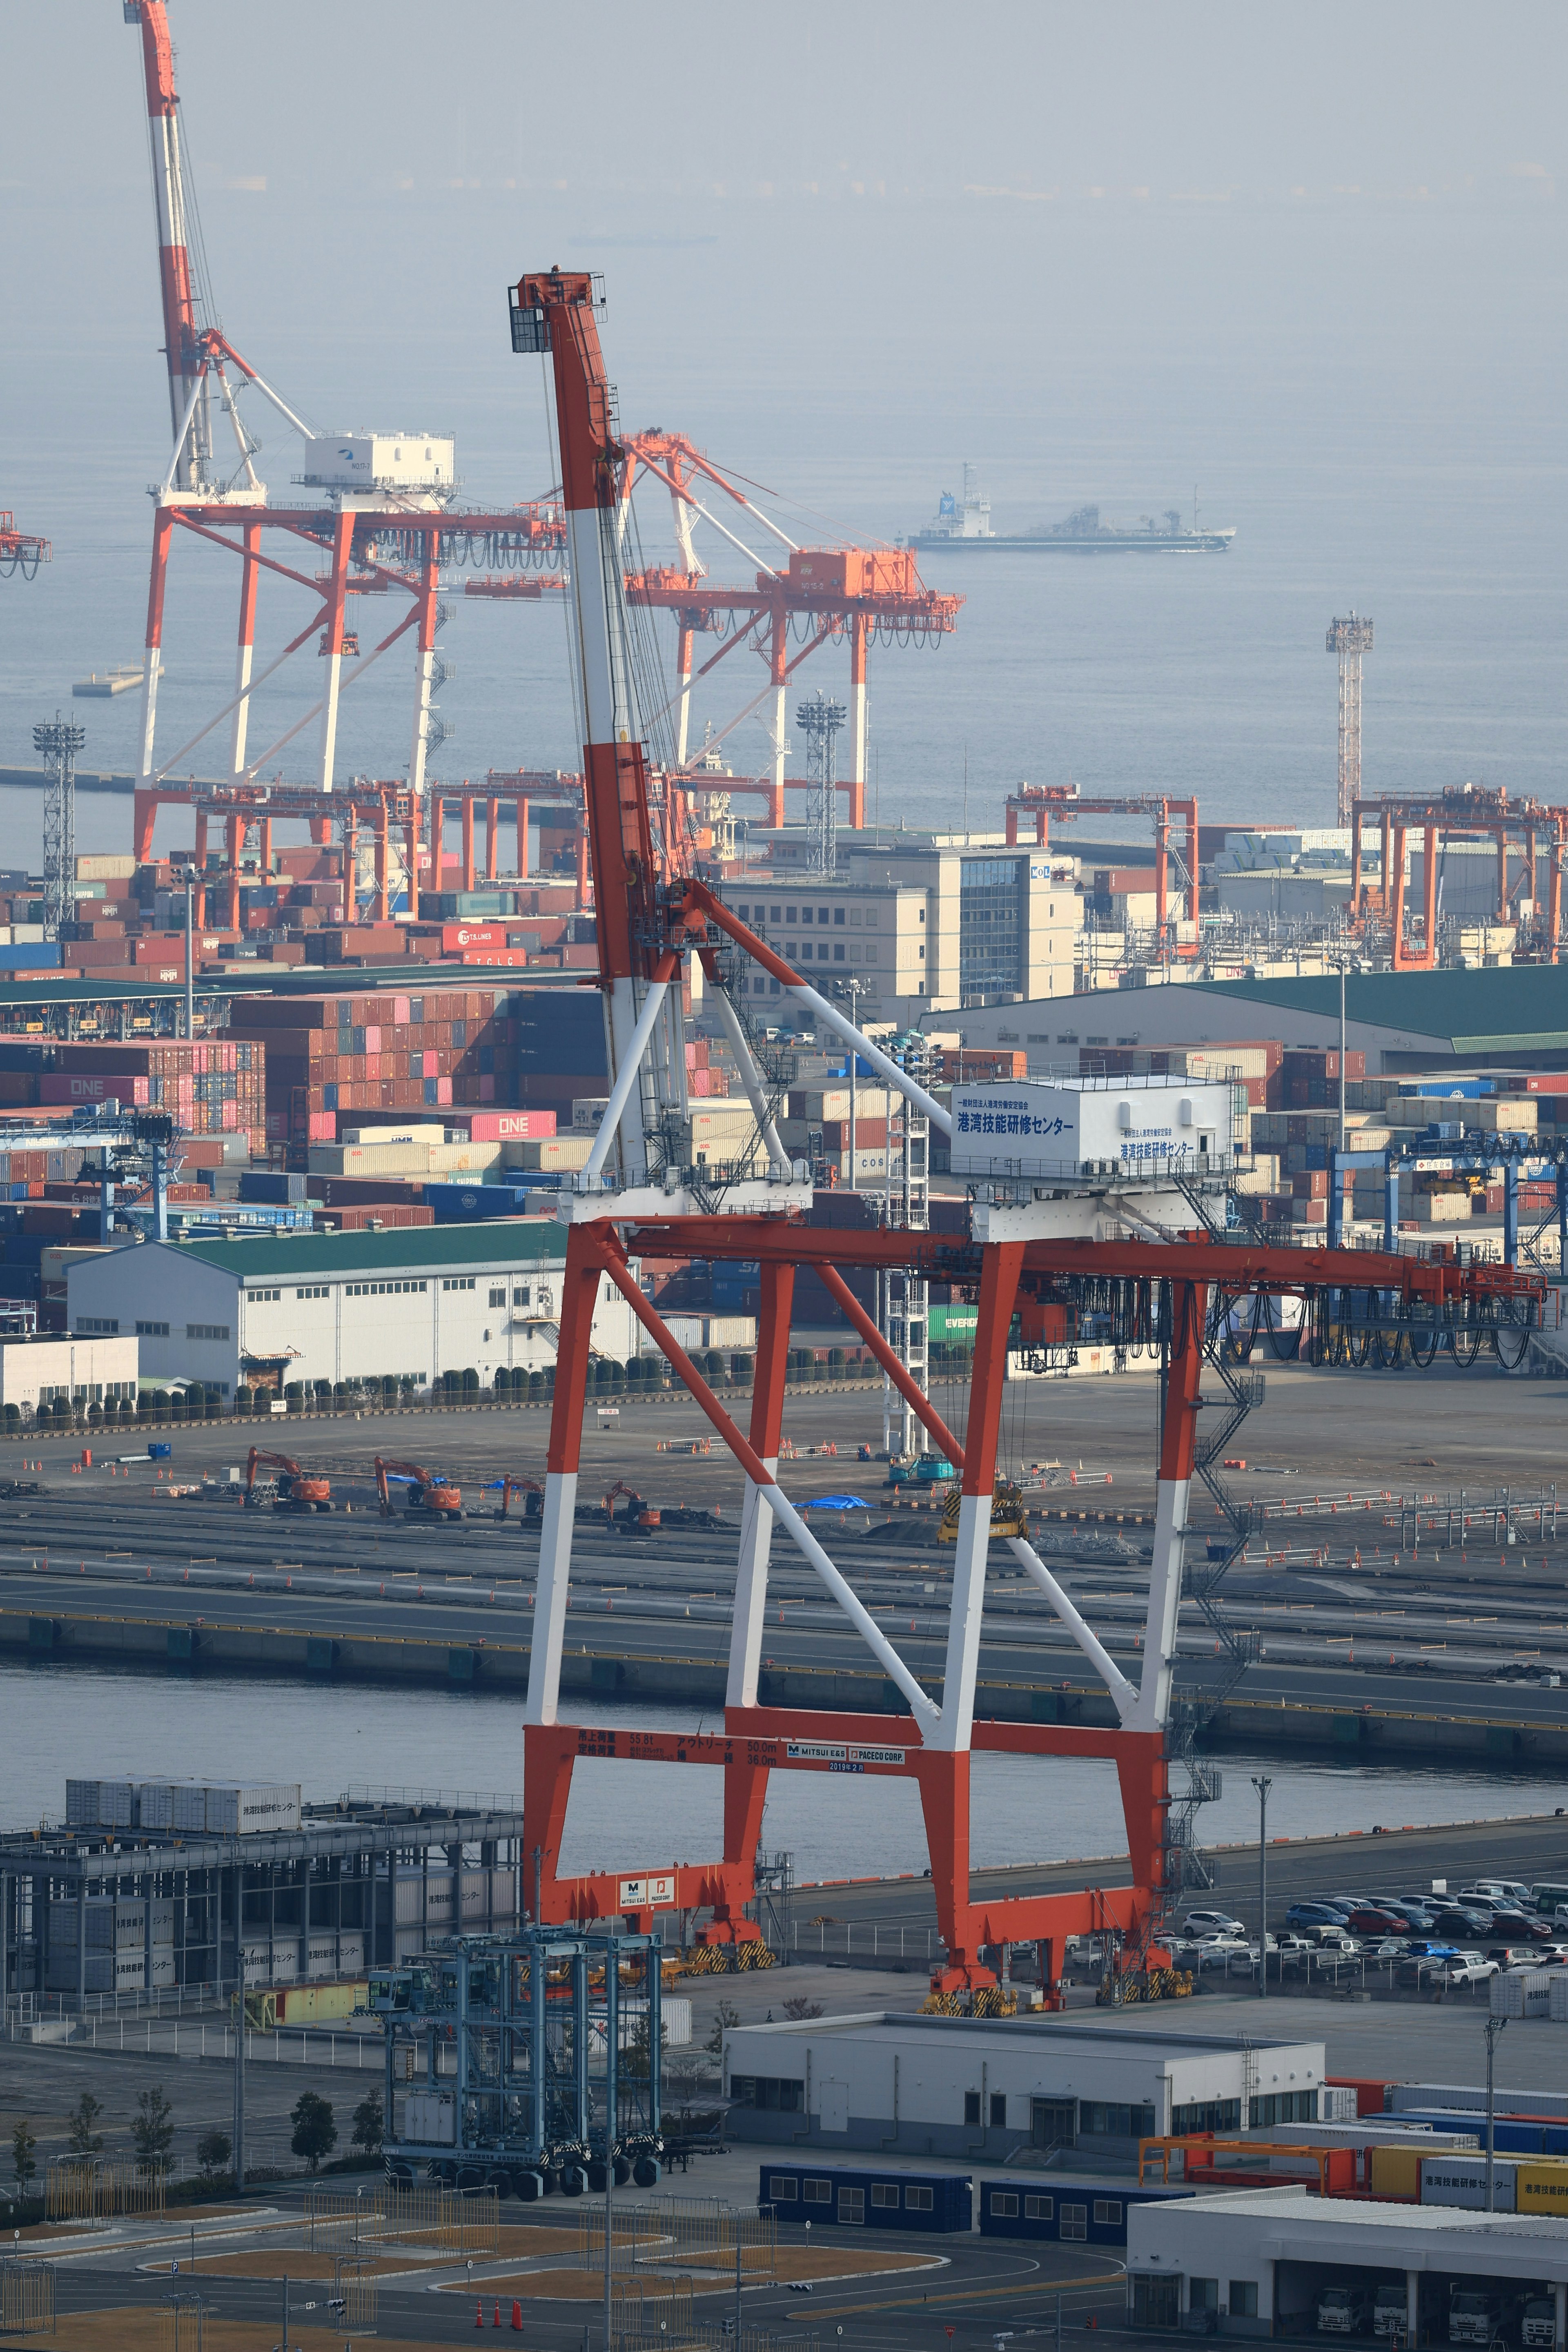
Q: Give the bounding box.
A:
[1431,1907,1494,1937]
[1181,1910,1245,1937]
[1368,1899,1438,1929]
[1443,1952,1500,1986]
[1189,1934,1256,1971]
[1490,1946,1548,1969]
[1345,1907,1410,1937]
[1303,1926,1360,1955]
[1287,1902,1355,1930]
[1462,1880,1536,1909]
[1396,1946,1459,1987]
[1365,1938,1410,1962]
[1488,1910,1555,1942]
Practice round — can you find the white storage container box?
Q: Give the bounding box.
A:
[950,1074,1235,1182]
[305,1937,338,1980]
[1492,1971,1553,2019]
[203,1784,301,1836]
[336,1934,364,1973]
[149,1950,176,1986]
[1549,1974,1568,2022]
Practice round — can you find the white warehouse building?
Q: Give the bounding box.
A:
[722,2014,1325,2160]
[1127,2185,1568,2342]
[64,1223,641,1398]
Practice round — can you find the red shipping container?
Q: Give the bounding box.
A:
[1291,1171,1329,1200]
[442,923,507,953]
[39,1073,151,1106]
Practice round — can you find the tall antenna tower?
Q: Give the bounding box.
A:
[1326,612,1374,826]
[33,713,87,942]
[796,690,846,878]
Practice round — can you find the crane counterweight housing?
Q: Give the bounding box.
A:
[296,434,455,495]
[950,1074,1238,1185]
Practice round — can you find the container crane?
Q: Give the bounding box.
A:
[1005,782,1201,952]
[0,514,51,581]
[244,1447,332,1512]
[375,1456,461,1521]
[505,265,1551,2001]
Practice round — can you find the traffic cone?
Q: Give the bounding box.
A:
[512,2304,523,2332]
[476,2301,484,2330]
[494,2301,501,2326]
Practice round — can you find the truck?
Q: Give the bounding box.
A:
[1374,2282,1410,2338]
[1319,2287,1375,2334]
[1521,2300,1556,2350]
[1450,2288,1515,2345]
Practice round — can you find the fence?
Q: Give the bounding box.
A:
[585,2199,777,2281]
[332,2255,378,2334]
[0,2261,54,2338]
[45,2155,165,2223]
[611,2277,694,2348]
[306,2180,499,2256]
[159,2295,205,2352]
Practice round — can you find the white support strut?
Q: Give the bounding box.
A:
[756,1482,940,1735]
[1006,1536,1138,1722]
[1126,1475,1189,1733]
[583,979,671,1179]
[786,982,953,1135]
[523,1470,579,1727]
[726,1458,777,1711]
[928,1490,994,1752]
[707,987,788,1171]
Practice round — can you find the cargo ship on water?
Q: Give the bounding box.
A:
[907,467,1234,553]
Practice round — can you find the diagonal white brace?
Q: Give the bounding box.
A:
[756,1483,941,1734]
[1005,1536,1138,1722]
[583,978,671,1178]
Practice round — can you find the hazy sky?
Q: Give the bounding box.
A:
[2,4,1563,826]
[8,0,1562,474]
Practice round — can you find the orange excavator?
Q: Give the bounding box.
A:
[604,1479,659,1530]
[496,1475,543,1522]
[244,1447,332,1513]
[375,1456,462,1522]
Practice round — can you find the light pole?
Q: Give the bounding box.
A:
[1486,2014,1507,2211]
[1251,1775,1272,1997]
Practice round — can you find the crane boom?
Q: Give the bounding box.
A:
[125,1,207,487]
[510,272,664,1182]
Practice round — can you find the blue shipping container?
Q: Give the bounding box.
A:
[979,2179,1193,2247]
[757,2164,970,2234]
[1398,2109,1568,2157]
[423,1183,535,1222]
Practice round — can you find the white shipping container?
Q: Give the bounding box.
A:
[115,1903,146,1950]
[337,1934,364,1973]
[1493,1971,1553,2019]
[1550,1975,1568,2023]
[422,1875,455,1920]
[460,1870,489,1919]
[172,1783,208,1833]
[268,1942,304,1984]
[394,1873,456,1925]
[305,1937,338,1980]
[950,1075,1235,1181]
[66,1778,102,1826]
[1422,2156,1516,2212]
[148,1901,175,1946]
[114,1953,145,1987]
[491,1867,518,1921]
[393,1927,428,1958]
[204,1784,302,1837]
[149,1950,175,1986]
[1320,2086,1361,2123]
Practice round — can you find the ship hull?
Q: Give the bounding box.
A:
[909,530,1234,554]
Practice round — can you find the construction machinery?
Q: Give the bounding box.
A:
[938,1475,1027,1544]
[244,1447,331,1513]
[495,1474,543,1522]
[375,1457,461,1521]
[602,1480,657,1530]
